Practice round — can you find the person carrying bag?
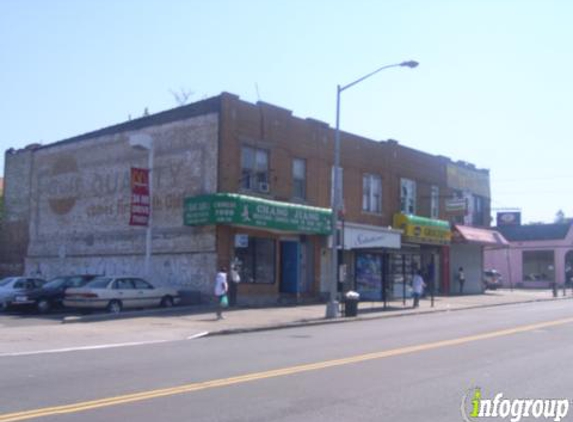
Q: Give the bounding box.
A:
[214,266,229,320]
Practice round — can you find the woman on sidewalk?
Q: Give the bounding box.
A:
[214,266,229,320]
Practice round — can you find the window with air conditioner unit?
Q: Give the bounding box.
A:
[241,146,269,193]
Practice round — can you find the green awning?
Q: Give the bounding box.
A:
[184,193,332,235]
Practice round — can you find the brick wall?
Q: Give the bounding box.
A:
[13,114,219,292]
[0,147,35,277]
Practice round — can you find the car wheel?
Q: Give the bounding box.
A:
[107,300,122,314]
[36,298,51,313]
[161,296,174,308]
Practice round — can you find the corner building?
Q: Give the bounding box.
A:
[1,93,493,304]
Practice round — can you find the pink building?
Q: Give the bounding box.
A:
[484,223,573,288]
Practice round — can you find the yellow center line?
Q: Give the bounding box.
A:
[2,316,573,422]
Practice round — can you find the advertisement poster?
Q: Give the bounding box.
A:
[355,253,383,301]
[129,167,150,226]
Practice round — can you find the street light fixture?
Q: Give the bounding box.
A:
[129,133,154,278]
[326,60,419,319]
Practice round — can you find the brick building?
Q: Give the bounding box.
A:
[1,93,498,303]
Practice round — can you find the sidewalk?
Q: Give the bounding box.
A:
[0,289,570,355]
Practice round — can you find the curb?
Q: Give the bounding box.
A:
[203,295,573,337]
[60,295,572,333]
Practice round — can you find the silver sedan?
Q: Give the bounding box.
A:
[0,277,46,310]
[63,276,180,314]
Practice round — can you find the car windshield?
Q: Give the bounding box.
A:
[85,277,112,289]
[44,278,67,289]
[45,276,93,289]
[0,277,17,287]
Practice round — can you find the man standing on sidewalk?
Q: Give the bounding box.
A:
[412,271,426,308]
[457,267,466,295]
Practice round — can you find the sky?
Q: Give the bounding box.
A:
[1,0,572,224]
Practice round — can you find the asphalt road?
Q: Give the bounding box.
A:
[1,300,573,422]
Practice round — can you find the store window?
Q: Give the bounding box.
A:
[235,237,276,284]
[400,178,416,214]
[241,146,269,192]
[431,185,439,219]
[292,158,306,200]
[362,174,382,214]
[523,250,555,282]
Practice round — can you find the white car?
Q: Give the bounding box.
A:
[63,276,180,314]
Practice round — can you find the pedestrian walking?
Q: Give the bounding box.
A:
[214,266,229,320]
[228,262,241,306]
[412,270,426,308]
[457,266,466,295]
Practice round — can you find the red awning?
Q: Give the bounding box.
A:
[452,225,509,247]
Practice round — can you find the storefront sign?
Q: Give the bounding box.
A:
[393,213,451,245]
[447,163,491,198]
[184,193,332,235]
[445,198,467,214]
[496,211,521,226]
[343,223,401,249]
[129,167,150,226]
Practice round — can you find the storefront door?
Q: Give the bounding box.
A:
[280,241,300,294]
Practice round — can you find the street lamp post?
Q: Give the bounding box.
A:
[129,133,154,278]
[326,60,419,319]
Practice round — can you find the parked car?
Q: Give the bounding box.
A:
[0,277,47,310]
[63,276,180,314]
[483,269,502,290]
[10,274,100,313]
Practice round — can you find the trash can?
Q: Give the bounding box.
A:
[344,291,360,317]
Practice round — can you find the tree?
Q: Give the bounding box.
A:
[555,209,566,224]
[170,87,194,106]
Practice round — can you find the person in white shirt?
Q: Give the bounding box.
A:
[228,263,241,306]
[214,266,229,319]
[412,270,426,308]
[457,266,466,295]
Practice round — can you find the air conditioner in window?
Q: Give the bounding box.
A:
[258,182,270,193]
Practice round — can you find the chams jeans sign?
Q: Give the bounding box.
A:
[183,193,332,235]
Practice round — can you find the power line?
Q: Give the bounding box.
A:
[494,175,573,183]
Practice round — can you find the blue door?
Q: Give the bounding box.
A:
[280,241,300,294]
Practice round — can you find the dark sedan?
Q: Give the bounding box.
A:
[10,275,100,313]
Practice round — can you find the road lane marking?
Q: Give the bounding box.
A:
[0,340,172,358]
[187,331,209,340]
[2,316,573,422]
[0,331,210,358]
